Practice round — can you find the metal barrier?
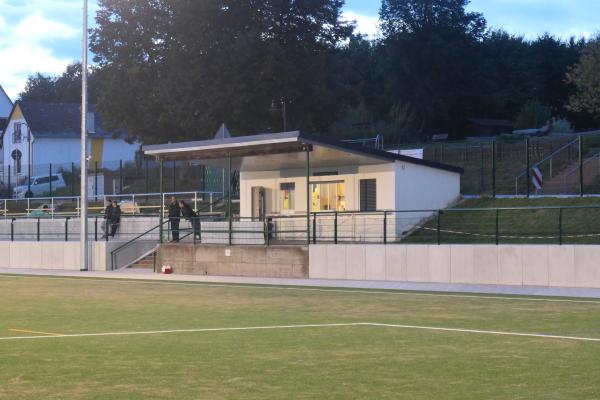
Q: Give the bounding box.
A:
[0,191,223,218]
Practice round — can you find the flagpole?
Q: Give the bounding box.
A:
[80,0,89,271]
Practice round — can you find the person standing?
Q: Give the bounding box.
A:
[110,200,121,238]
[168,196,181,242]
[102,199,113,239]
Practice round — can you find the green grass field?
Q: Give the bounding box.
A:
[404,197,600,244]
[1,275,600,399]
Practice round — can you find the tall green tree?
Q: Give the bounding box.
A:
[19,63,99,103]
[90,0,353,143]
[377,0,487,143]
[567,39,600,122]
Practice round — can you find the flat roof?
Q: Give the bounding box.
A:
[143,131,463,174]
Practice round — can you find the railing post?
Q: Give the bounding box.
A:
[436,210,441,245]
[383,211,388,245]
[94,216,98,241]
[492,140,496,197]
[312,212,317,244]
[51,197,54,218]
[10,218,15,241]
[334,211,338,244]
[194,191,198,212]
[495,209,500,245]
[37,218,40,242]
[579,135,584,197]
[144,158,149,196]
[71,162,75,197]
[49,163,53,196]
[210,192,213,214]
[119,160,123,194]
[95,161,99,201]
[65,217,69,242]
[526,138,530,198]
[27,198,30,216]
[159,159,164,243]
[558,208,563,245]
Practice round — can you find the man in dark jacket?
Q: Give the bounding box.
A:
[168,196,181,242]
[109,201,121,238]
[102,200,112,239]
[179,200,200,240]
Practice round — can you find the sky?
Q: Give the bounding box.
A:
[0,0,598,101]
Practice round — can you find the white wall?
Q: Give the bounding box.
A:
[309,244,600,289]
[240,163,396,218]
[0,241,114,271]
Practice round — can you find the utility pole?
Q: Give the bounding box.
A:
[80,0,89,271]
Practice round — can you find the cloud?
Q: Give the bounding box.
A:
[342,10,381,39]
[0,6,83,100]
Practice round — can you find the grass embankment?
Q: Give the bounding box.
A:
[403,197,600,244]
[1,275,600,399]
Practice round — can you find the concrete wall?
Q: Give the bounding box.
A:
[0,241,119,271]
[309,244,600,289]
[158,244,308,278]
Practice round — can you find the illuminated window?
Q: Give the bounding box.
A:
[280,182,295,211]
[311,181,346,212]
[13,123,22,144]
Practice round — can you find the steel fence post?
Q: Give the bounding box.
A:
[526,138,530,198]
[579,135,583,197]
[495,209,500,245]
[334,211,338,244]
[37,218,40,242]
[383,211,388,245]
[492,140,496,197]
[94,216,98,241]
[10,218,14,241]
[71,162,75,197]
[65,217,69,242]
[95,161,99,201]
[144,158,149,197]
[119,160,123,194]
[312,212,317,244]
[436,210,441,245]
[558,208,563,245]
[49,163,53,196]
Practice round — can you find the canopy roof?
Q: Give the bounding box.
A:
[143,131,463,174]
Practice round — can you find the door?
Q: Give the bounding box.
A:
[251,187,266,221]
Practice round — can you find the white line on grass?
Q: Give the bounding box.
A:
[1,322,599,343]
[2,273,600,305]
[0,323,364,341]
[365,323,600,343]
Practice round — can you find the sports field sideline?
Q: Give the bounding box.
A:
[1,274,600,399]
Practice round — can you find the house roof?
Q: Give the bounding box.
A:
[144,131,463,174]
[0,85,13,118]
[11,101,124,139]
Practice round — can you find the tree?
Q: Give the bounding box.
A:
[377,0,487,143]
[19,63,99,103]
[567,39,600,121]
[90,0,353,143]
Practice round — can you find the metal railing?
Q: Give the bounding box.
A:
[0,190,223,218]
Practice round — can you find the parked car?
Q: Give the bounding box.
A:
[13,174,67,199]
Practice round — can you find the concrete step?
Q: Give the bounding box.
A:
[128,253,156,270]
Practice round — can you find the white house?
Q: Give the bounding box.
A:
[2,101,140,185]
[144,131,463,242]
[0,85,13,159]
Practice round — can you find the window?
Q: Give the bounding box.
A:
[360,179,377,211]
[13,123,22,143]
[311,181,346,212]
[280,182,295,211]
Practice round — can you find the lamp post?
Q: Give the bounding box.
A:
[17,122,34,198]
[80,0,89,271]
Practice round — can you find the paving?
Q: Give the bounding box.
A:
[2,268,600,299]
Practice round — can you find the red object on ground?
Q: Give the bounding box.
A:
[161,265,173,274]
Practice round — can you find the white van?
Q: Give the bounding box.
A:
[13,174,67,198]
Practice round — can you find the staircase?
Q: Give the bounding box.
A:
[128,252,156,270]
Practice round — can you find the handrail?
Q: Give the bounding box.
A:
[562,150,600,192]
[515,138,579,180]
[110,195,226,270]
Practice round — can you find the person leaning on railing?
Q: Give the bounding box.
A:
[109,201,121,238]
[179,200,200,240]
